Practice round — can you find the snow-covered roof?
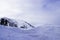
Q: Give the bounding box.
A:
[0,17,18,24]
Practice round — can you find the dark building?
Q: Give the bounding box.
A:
[0,17,18,27]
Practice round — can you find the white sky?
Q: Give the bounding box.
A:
[0,0,22,18]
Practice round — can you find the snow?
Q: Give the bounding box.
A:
[0,25,60,40]
[0,17,35,30]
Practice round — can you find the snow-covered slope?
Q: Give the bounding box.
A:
[0,17,35,30]
[0,25,60,40]
[17,20,35,30]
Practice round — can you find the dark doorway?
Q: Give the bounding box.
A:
[0,18,5,25]
[0,18,8,26]
[4,20,8,26]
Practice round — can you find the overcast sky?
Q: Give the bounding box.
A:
[0,0,60,26]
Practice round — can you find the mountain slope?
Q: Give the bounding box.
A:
[0,25,60,40]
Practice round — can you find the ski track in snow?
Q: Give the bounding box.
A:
[0,25,60,40]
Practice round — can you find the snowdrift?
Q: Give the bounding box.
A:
[0,25,60,40]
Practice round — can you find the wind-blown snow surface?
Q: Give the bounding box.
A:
[0,25,60,40]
